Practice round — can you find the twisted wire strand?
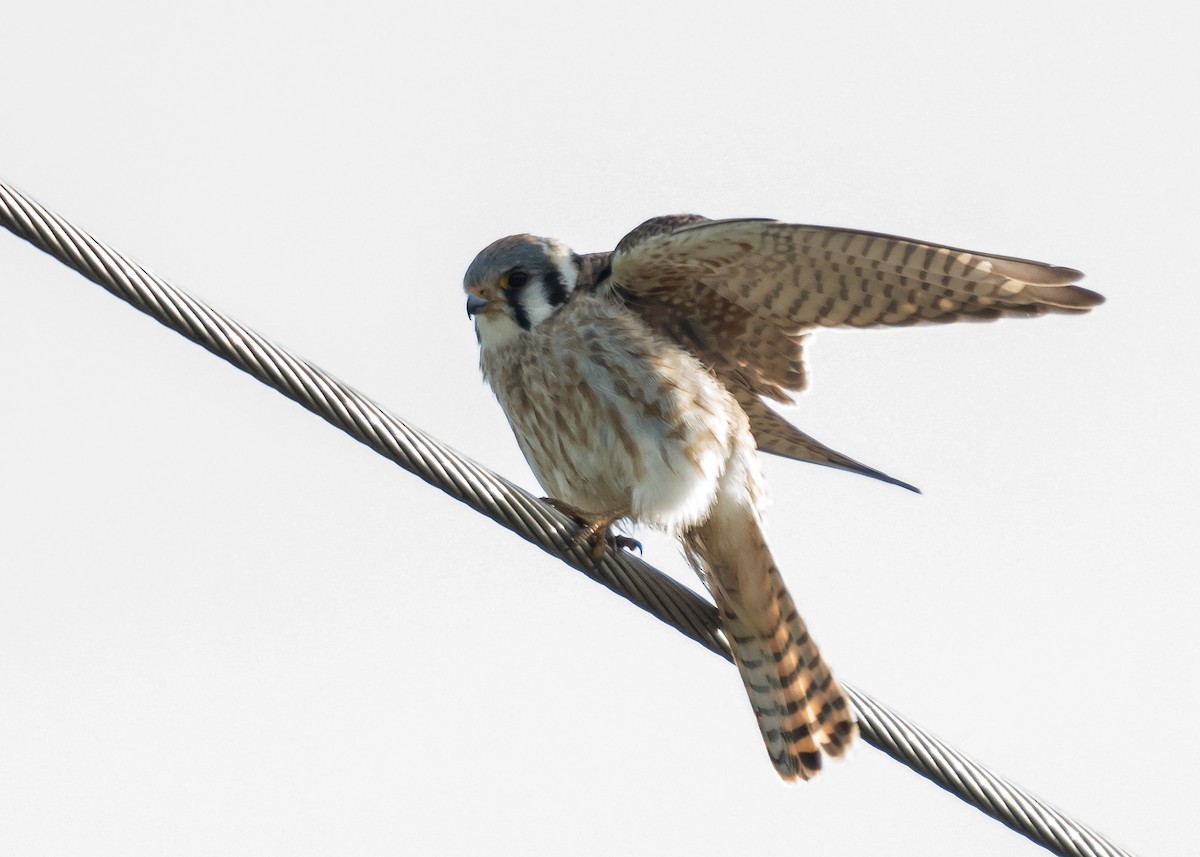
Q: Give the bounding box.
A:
[0,180,1133,857]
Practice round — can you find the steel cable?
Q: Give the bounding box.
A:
[0,180,1134,857]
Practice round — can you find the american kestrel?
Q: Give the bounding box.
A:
[463,215,1102,780]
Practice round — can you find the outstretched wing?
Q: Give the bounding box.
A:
[607,215,1102,399]
[597,215,1102,489]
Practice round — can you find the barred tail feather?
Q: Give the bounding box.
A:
[684,492,856,780]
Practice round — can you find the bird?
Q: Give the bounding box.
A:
[462,215,1103,780]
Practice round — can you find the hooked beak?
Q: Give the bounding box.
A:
[466,292,490,318]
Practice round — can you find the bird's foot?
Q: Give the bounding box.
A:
[610,534,643,555]
[540,498,639,560]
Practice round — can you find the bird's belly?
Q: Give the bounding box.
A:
[495,343,735,531]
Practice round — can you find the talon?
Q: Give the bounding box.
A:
[539,497,575,515]
[588,533,608,561]
[540,497,633,561]
[612,535,642,555]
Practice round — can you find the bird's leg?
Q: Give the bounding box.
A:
[540,498,641,560]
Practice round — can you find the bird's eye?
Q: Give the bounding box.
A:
[501,270,529,290]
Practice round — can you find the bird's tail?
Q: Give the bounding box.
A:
[684,489,856,780]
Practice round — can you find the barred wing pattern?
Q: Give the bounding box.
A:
[464,215,1100,778]
[608,217,1103,401]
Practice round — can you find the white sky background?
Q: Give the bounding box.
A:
[1,2,1196,855]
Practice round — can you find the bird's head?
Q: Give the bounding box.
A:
[464,234,579,344]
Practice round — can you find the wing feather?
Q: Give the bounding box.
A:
[613,218,1102,332]
[595,215,1101,490]
[730,387,919,493]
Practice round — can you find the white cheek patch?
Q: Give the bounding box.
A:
[521,242,580,328]
[550,244,580,296]
[475,312,524,348]
[509,243,580,329]
[517,283,558,328]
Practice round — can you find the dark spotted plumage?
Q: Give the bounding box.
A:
[579,216,1102,490]
[463,216,1101,781]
